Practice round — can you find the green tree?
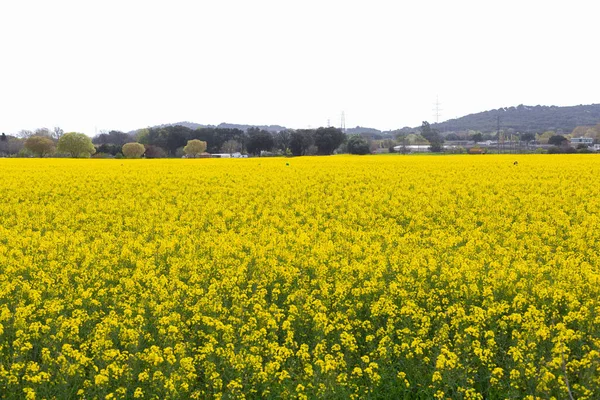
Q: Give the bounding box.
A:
[521,133,536,142]
[93,130,131,146]
[122,142,146,158]
[24,136,55,157]
[95,144,122,156]
[166,126,192,155]
[536,131,555,144]
[420,121,444,152]
[548,135,567,146]
[289,129,315,156]
[139,125,193,155]
[136,128,150,144]
[470,132,483,142]
[183,139,207,157]
[314,127,345,155]
[347,135,370,155]
[274,130,292,153]
[57,132,96,158]
[246,128,274,156]
[0,133,7,155]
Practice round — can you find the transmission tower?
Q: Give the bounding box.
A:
[497,116,501,154]
[432,96,442,124]
[340,111,346,133]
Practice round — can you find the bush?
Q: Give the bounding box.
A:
[564,146,576,154]
[17,148,33,158]
[447,146,466,154]
[92,152,112,159]
[122,142,146,158]
[96,143,122,156]
[547,146,562,154]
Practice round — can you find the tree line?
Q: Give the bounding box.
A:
[133,125,348,157]
[0,125,364,158]
[3,120,598,158]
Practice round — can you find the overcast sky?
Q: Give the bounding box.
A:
[1,0,598,135]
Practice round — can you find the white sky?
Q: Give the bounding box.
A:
[0,0,598,135]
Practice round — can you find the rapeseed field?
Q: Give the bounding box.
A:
[1,155,600,399]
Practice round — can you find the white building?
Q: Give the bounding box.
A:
[571,137,594,146]
[393,144,430,153]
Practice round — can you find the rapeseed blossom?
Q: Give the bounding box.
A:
[0,155,599,398]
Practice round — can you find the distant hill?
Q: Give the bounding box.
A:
[216,123,286,133]
[133,121,287,133]
[432,104,600,134]
[127,121,214,134]
[346,126,382,135]
[130,103,600,136]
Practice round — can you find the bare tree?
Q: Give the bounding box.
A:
[221,139,241,154]
[17,130,33,139]
[34,128,52,138]
[53,127,64,140]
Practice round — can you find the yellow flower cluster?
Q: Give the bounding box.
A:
[1,155,600,399]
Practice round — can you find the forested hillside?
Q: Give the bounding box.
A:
[433,104,600,134]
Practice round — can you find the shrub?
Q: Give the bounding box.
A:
[122,142,146,158]
[96,143,122,156]
[92,152,112,158]
[447,146,466,154]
